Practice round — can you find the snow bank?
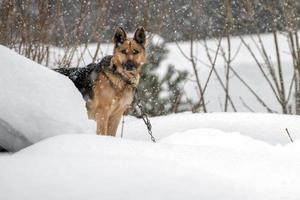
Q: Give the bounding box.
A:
[0,45,94,151]
[0,133,299,200]
[120,112,300,145]
[160,128,272,150]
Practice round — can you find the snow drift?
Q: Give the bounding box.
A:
[0,45,94,151]
[121,112,300,145]
[1,133,300,200]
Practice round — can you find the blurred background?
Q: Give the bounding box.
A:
[1,0,300,116]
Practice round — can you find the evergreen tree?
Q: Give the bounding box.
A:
[133,36,191,117]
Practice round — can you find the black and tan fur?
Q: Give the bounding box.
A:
[56,27,147,136]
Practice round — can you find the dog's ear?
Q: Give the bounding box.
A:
[113,27,127,46]
[134,27,146,46]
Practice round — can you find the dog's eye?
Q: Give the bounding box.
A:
[133,49,139,55]
[121,49,127,54]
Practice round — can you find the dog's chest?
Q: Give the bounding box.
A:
[111,88,134,110]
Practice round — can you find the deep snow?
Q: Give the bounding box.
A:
[0,45,94,151]
[1,132,300,200]
[120,112,300,145]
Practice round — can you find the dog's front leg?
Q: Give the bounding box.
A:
[107,112,123,137]
[95,112,109,135]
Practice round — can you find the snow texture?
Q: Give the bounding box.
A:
[120,112,300,145]
[0,45,94,151]
[1,131,300,200]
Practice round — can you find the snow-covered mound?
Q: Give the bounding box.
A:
[160,128,271,149]
[121,112,300,145]
[0,133,299,200]
[0,45,94,151]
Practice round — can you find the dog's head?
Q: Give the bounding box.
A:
[112,27,146,73]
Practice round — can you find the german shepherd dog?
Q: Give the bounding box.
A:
[55,27,146,136]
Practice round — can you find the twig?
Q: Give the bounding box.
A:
[239,96,254,112]
[240,36,281,103]
[229,66,277,113]
[285,128,294,143]
[203,39,237,111]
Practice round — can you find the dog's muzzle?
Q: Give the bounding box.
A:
[123,61,137,71]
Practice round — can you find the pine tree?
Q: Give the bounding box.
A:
[133,37,191,117]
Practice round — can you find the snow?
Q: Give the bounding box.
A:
[0,45,94,151]
[161,128,273,149]
[1,131,300,200]
[120,112,300,145]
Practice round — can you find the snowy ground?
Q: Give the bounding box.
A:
[1,122,300,200]
[120,112,300,145]
[1,38,300,199]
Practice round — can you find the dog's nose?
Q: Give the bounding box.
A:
[124,61,136,71]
